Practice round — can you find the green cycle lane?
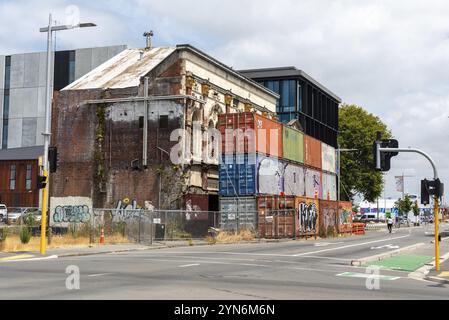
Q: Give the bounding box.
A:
[364,254,433,272]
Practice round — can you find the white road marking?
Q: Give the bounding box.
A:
[370,244,400,250]
[337,272,401,281]
[179,264,200,268]
[145,258,270,268]
[314,242,344,247]
[4,255,58,263]
[88,273,114,277]
[292,235,411,257]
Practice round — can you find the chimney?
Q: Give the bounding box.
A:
[143,31,154,50]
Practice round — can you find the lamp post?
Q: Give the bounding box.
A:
[39,14,96,255]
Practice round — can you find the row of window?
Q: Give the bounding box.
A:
[5,165,33,191]
[259,80,302,114]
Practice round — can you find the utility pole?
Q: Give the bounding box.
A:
[39,14,96,255]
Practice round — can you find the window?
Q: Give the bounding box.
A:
[69,51,76,84]
[9,165,16,190]
[159,115,168,129]
[2,57,11,149]
[297,84,302,112]
[26,165,32,190]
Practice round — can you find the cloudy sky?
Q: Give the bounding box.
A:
[1,0,449,204]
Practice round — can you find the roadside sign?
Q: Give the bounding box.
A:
[227,213,236,221]
[153,218,161,224]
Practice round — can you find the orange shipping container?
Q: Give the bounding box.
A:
[218,112,283,158]
[295,197,320,237]
[304,135,322,169]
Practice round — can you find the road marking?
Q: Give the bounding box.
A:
[4,255,58,262]
[438,272,449,278]
[0,254,34,262]
[337,272,400,281]
[370,244,400,250]
[145,258,270,268]
[292,235,411,257]
[314,242,344,247]
[88,273,114,277]
[179,264,200,268]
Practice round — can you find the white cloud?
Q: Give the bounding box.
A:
[1,0,449,203]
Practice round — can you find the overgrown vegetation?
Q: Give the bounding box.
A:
[19,226,31,244]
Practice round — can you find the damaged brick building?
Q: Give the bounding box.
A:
[50,44,278,214]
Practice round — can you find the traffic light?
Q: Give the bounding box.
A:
[37,174,47,189]
[48,147,58,173]
[373,132,399,172]
[421,178,445,204]
[421,179,430,205]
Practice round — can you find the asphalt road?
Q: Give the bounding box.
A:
[1,226,448,300]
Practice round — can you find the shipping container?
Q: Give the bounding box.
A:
[283,162,305,197]
[219,197,258,231]
[305,167,322,199]
[319,200,338,235]
[219,112,283,158]
[219,154,306,197]
[321,172,337,201]
[321,143,336,174]
[258,196,296,239]
[295,197,320,237]
[282,126,304,164]
[304,135,322,169]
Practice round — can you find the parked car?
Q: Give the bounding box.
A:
[7,208,25,224]
[22,208,42,224]
[0,204,7,222]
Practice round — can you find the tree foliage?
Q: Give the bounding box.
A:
[338,104,392,202]
[412,200,420,217]
[395,195,413,216]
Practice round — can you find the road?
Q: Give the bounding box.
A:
[1,225,448,300]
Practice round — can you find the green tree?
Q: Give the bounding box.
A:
[338,104,392,202]
[394,195,413,217]
[412,201,420,217]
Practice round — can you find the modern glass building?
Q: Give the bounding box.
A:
[239,67,341,148]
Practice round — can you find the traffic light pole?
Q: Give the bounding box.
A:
[40,170,49,255]
[379,147,441,271]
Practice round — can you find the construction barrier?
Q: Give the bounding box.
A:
[352,223,365,235]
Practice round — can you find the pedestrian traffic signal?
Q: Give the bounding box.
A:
[37,174,47,189]
[373,132,399,172]
[48,147,58,173]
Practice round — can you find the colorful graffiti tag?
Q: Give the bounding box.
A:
[298,202,318,234]
[53,205,91,223]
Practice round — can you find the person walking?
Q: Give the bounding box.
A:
[387,217,394,233]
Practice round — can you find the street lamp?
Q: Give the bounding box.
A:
[38,14,96,255]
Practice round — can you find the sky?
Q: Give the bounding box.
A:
[1,0,449,204]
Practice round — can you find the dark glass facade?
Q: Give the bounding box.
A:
[2,56,11,149]
[249,70,339,148]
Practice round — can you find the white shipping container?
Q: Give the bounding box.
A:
[305,168,322,199]
[283,163,305,197]
[321,143,336,174]
[219,197,257,231]
[322,172,337,201]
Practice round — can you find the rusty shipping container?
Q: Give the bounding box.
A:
[257,196,295,239]
[338,201,354,234]
[319,200,338,235]
[218,112,283,158]
[304,135,322,169]
[295,197,320,237]
[282,126,304,164]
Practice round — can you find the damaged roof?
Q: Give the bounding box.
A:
[63,47,176,90]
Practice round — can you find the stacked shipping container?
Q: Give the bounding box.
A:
[218,112,341,237]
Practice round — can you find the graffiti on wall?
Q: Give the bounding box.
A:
[53,205,91,223]
[321,206,337,231]
[298,202,318,234]
[113,198,144,221]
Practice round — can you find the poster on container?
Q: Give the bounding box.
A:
[338,201,353,233]
[257,156,284,195]
[305,168,322,199]
[283,163,305,197]
[321,143,336,174]
[321,172,337,201]
[319,200,338,234]
[295,197,319,236]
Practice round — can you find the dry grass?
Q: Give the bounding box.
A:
[215,229,256,244]
[1,234,131,253]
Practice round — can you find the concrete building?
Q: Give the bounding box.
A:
[50,44,278,218]
[240,67,341,148]
[0,45,127,208]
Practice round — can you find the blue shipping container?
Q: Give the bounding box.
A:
[219,154,256,196]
